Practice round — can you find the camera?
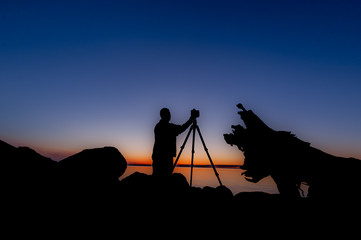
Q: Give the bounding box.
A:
[191,109,200,118]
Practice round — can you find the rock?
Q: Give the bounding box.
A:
[1,140,57,189]
[55,146,128,209]
[58,146,127,185]
[1,139,58,210]
[235,191,279,202]
[118,171,237,210]
[119,172,189,201]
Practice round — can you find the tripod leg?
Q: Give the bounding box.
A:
[172,125,193,172]
[195,126,223,186]
[190,125,196,187]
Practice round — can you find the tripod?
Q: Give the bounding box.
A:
[172,120,223,187]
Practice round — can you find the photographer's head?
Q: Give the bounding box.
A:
[160,108,171,122]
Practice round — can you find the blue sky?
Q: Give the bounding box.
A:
[1,0,360,163]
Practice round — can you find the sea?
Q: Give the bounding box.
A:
[120,165,287,195]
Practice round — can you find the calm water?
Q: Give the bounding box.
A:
[120,165,281,195]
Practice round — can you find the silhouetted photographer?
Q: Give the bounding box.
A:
[152,108,198,177]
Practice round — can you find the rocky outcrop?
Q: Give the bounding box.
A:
[1,140,57,191]
[58,147,127,185]
[2,140,128,206]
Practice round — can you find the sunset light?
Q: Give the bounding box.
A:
[1,1,360,166]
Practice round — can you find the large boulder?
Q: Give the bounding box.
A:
[1,139,58,210]
[119,172,189,200]
[118,171,235,210]
[58,147,127,185]
[1,140,57,188]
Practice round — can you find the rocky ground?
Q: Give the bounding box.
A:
[2,139,356,230]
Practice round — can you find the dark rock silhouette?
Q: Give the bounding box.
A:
[224,104,361,200]
[54,147,127,210]
[2,140,127,207]
[119,172,190,202]
[1,140,57,193]
[118,171,234,210]
[2,138,321,227]
[58,147,127,185]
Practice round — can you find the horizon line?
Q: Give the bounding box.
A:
[127,163,241,169]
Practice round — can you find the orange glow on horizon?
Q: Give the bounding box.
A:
[7,137,361,166]
[126,155,243,166]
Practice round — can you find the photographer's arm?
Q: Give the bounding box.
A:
[179,116,193,133]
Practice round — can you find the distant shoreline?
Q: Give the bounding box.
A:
[127,163,241,169]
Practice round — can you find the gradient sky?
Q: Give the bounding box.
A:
[1,0,360,165]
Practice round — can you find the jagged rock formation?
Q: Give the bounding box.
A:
[2,140,57,193]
